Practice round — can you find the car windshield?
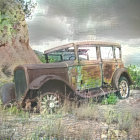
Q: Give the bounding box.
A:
[45,47,75,63]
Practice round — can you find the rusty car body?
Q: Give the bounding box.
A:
[13,41,132,110]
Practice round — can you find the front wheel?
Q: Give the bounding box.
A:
[37,92,62,114]
[118,76,130,99]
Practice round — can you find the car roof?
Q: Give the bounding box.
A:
[44,41,121,54]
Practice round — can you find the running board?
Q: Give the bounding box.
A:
[76,88,118,99]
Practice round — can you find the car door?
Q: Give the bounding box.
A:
[75,45,102,91]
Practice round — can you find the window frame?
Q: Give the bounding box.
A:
[100,45,114,60]
[115,47,121,60]
[77,45,98,62]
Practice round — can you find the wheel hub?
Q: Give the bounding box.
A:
[119,80,128,98]
[39,93,60,114]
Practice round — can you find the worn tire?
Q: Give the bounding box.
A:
[0,83,15,104]
[118,76,130,99]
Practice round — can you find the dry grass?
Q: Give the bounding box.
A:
[74,103,99,121]
[0,95,140,139]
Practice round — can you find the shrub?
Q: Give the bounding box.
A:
[127,65,140,89]
[38,55,46,63]
[101,93,118,105]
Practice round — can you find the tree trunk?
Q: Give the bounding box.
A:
[0,0,40,80]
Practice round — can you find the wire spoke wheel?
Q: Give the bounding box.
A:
[118,76,129,99]
[38,92,62,114]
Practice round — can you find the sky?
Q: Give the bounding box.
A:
[27,0,140,65]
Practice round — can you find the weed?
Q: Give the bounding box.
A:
[101,93,118,105]
[29,118,65,139]
[4,104,30,119]
[117,111,133,131]
[104,108,133,131]
[74,103,99,120]
[105,109,118,124]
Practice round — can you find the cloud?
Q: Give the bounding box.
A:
[27,0,140,65]
[28,0,140,42]
[28,16,71,44]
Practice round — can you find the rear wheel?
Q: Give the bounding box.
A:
[118,76,130,99]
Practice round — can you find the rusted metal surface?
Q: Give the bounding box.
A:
[29,75,74,92]
[13,41,132,108]
[68,63,102,90]
[102,61,117,84]
[111,68,133,89]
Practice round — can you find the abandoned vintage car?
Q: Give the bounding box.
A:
[1,41,133,111]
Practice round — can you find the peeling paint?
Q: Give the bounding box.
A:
[69,64,102,90]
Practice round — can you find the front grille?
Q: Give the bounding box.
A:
[14,69,27,100]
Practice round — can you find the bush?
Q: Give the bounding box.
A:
[127,65,140,89]
[38,55,46,63]
[101,93,118,105]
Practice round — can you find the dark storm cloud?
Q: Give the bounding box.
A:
[28,0,140,43]
[28,16,71,44]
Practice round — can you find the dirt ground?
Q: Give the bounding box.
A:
[0,90,140,140]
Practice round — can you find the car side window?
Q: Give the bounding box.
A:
[115,47,120,59]
[100,46,113,59]
[78,46,97,61]
[62,47,76,61]
[47,46,75,63]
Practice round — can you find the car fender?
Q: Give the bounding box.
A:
[111,68,133,89]
[29,75,75,92]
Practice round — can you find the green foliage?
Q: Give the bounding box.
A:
[48,56,58,63]
[0,0,36,45]
[127,65,140,89]
[17,0,37,18]
[38,55,46,63]
[101,93,118,105]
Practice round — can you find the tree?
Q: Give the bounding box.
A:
[0,0,40,81]
[17,0,37,18]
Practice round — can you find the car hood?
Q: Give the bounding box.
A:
[22,62,71,70]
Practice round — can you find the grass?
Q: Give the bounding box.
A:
[30,118,65,139]
[74,102,99,120]
[0,91,140,139]
[104,108,133,131]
